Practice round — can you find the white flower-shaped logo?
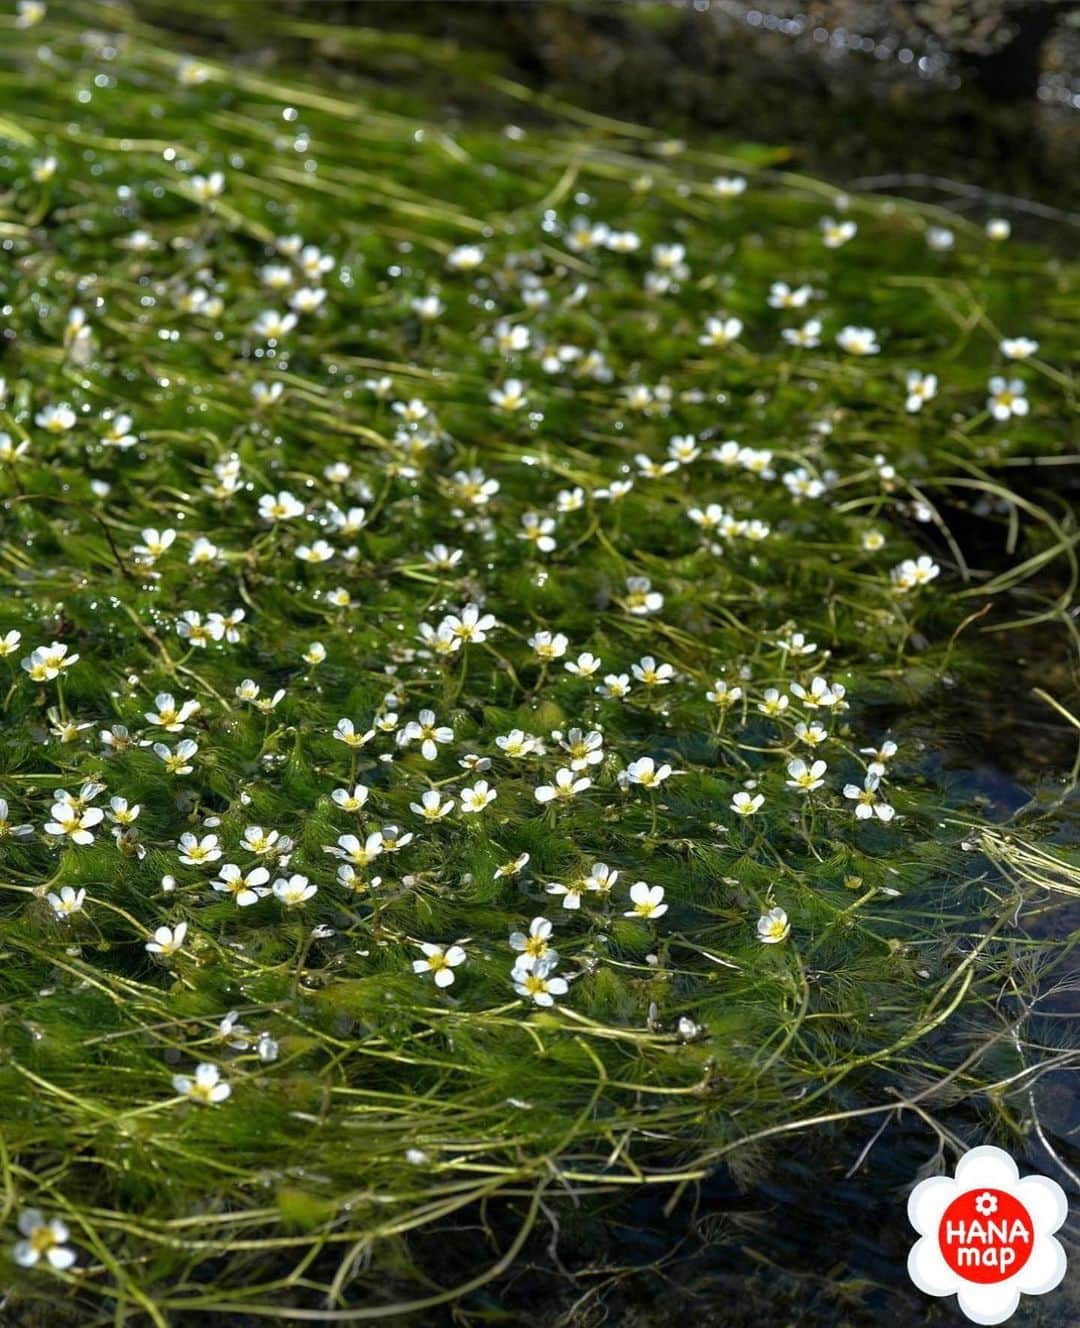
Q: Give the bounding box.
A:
[908,1146,1067,1324]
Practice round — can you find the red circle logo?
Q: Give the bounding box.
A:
[938,1188,1034,1284]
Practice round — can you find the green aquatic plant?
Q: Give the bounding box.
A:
[0,2,1076,1323]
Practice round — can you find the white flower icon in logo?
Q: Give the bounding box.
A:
[908,1145,1068,1325]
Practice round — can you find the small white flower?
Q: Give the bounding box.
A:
[172,1062,231,1104]
[987,376,1029,420]
[626,756,672,788]
[786,758,827,792]
[459,781,497,814]
[905,371,937,413]
[535,768,591,804]
[843,771,896,821]
[731,791,764,816]
[13,1210,76,1270]
[1000,336,1038,361]
[273,874,317,908]
[212,865,271,907]
[512,955,568,1006]
[757,906,790,944]
[146,922,188,956]
[624,881,667,920]
[836,325,880,356]
[412,942,466,987]
[47,886,86,920]
[820,216,856,248]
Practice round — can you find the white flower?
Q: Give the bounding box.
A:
[528,630,568,662]
[905,371,937,413]
[400,710,453,761]
[16,2,48,31]
[212,865,271,907]
[558,728,603,770]
[713,175,746,197]
[632,656,675,687]
[146,922,188,956]
[297,539,334,564]
[273,874,316,908]
[843,772,896,821]
[494,851,530,879]
[986,217,1011,241]
[699,316,742,349]
[512,955,568,1006]
[411,294,446,322]
[790,676,845,710]
[290,286,326,314]
[21,642,79,682]
[412,942,466,987]
[769,281,812,310]
[596,672,632,700]
[172,1062,231,1104]
[535,768,591,803]
[820,216,856,248]
[44,802,103,845]
[1000,336,1038,360]
[489,379,527,412]
[782,318,822,348]
[987,376,1028,420]
[459,781,497,814]
[410,790,455,820]
[332,783,370,812]
[518,511,556,553]
[444,603,497,644]
[860,739,898,764]
[189,171,225,202]
[154,739,198,774]
[253,309,297,340]
[731,791,764,816]
[326,832,384,866]
[926,226,954,251]
[836,325,880,356]
[13,1210,76,1270]
[35,402,76,433]
[624,881,667,920]
[258,490,305,522]
[333,717,375,749]
[757,906,790,944]
[565,651,601,677]
[0,797,33,839]
[446,244,484,271]
[496,729,541,759]
[891,555,940,592]
[146,693,200,731]
[786,758,827,792]
[626,756,672,788]
[177,832,221,865]
[706,679,741,708]
[47,886,86,920]
[623,575,663,616]
[509,916,556,965]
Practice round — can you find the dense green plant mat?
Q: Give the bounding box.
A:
[0,2,1077,1323]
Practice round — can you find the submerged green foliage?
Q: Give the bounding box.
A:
[0,2,1076,1323]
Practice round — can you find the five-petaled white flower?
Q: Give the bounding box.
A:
[757,906,790,944]
[413,942,467,987]
[172,1062,231,1104]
